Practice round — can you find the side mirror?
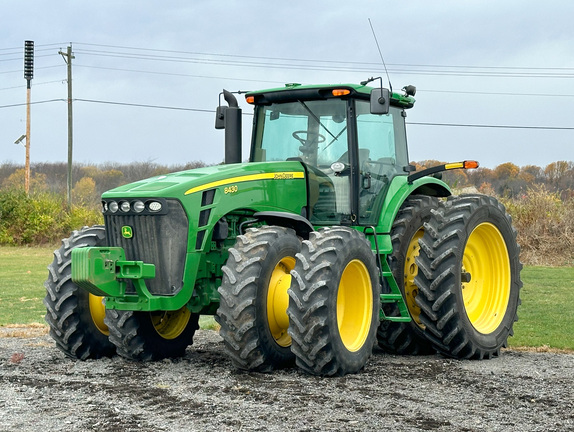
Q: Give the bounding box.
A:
[215,89,239,130]
[215,106,227,129]
[370,88,390,115]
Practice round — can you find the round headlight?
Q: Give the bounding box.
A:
[109,201,119,213]
[148,201,162,212]
[120,201,131,212]
[102,202,108,213]
[133,200,145,213]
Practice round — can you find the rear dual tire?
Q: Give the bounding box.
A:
[415,194,522,359]
[377,195,438,355]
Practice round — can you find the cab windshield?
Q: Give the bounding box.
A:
[251,99,348,168]
[251,99,352,224]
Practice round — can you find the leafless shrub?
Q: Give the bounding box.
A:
[501,185,574,266]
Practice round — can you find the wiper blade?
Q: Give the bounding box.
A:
[323,126,347,151]
[298,100,338,141]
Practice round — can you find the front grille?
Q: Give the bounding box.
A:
[105,199,188,296]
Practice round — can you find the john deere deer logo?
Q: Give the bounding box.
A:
[122,226,133,239]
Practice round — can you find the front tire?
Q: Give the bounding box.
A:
[105,307,199,361]
[216,225,300,372]
[415,194,522,359]
[44,225,116,360]
[287,227,380,376]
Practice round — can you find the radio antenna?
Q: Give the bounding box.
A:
[368,18,392,93]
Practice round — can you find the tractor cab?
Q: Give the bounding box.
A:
[244,83,415,226]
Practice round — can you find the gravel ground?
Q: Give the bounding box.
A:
[0,327,572,432]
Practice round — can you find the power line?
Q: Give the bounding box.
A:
[419,89,574,98]
[388,62,574,72]
[0,43,69,52]
[0,54,61,64]
[72,64,574,97]
[1,97,572,131]
[73,50,574,78]
[0,48,63,58]
[73,64,284,84]
[3,63,572,100]
[3,41,574,77]
[407,121,574,131]
[75,98,215,113]
[3,42,574,86]
[0,98,209,112]
[73,42,386,66]
[0,80,65,91]
[72,42,574,72]
[0,99,65,109]
[0,65,62,75]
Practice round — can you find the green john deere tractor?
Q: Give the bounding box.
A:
[44,80,522,376]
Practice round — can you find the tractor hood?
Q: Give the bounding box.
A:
[96,160,307,312]
[101,160,309,220]
[102,161,305,200]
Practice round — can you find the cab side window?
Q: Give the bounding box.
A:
[356,102,407,223]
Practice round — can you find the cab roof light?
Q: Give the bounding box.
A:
[332,89,351,97]
[245,95,255,104]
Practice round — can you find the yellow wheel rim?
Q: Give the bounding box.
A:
[462,222,511,334]
[89,294,109,335]
[404,229,424,328]
[267,257,296,347]
[337,259,373,352]
[151,307,191,340]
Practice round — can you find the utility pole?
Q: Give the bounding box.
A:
[59,44,74,207]
[24,41,34,195]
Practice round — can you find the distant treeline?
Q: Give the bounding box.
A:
[416,160,574,200]
[0,160,207,206]
[0,159,572,202]
[0,159,573,265]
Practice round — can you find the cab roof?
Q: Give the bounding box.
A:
[245,83,415,108]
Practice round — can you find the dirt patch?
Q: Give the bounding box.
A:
[1,328,573,431]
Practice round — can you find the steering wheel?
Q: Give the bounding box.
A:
[292,130,326,147]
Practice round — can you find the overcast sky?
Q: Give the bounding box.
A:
[1,1,573,170]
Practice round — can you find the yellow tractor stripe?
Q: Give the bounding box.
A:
[445,162,465,170]
[184,171,305,195]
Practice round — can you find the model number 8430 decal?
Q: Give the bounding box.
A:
[224,185,239,194]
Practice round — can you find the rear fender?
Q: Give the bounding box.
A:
[378,176,450,234]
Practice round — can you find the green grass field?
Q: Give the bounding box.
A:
[0,246,51,325]
[0,246,572,351]
[510,266,574,351]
